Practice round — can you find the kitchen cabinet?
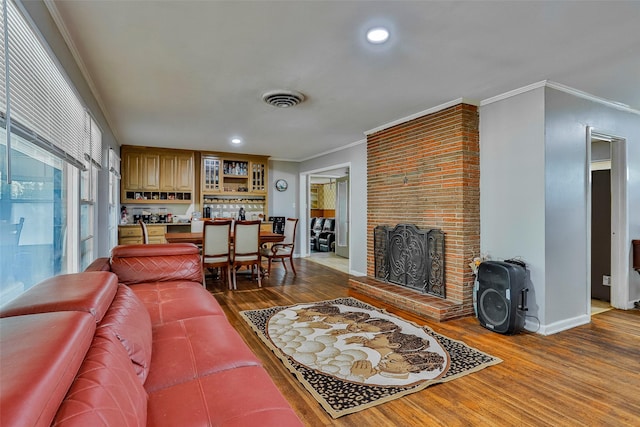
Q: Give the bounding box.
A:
[118,224,166,245]
[121,146,194,203]
[160,153,194,191]
[201,154,268,195]
[201,153,269,219]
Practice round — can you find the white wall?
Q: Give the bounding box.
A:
[480,83,640,334]
[300,142,367,275]
[268,160,299,220]
[545,87,640,315]
[480,87,547,327]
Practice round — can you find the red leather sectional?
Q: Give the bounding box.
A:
[0,243,303,427]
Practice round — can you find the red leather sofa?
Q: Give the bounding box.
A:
[0,243,303,427]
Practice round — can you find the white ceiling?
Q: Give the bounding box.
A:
[48,1,640,161]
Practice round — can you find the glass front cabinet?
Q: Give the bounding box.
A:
[201,154,269,220]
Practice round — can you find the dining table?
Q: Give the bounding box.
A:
[164,230,284,245]
[165,230,284,279]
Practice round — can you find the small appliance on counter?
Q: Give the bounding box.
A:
[158,208,167,223]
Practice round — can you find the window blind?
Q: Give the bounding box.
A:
[89,114,102,167]
[1,0,99,172]
[0,1,6,116]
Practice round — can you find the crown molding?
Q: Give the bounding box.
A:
[481,80,640,116]
[364,97,479,136]
[280,138,366,163]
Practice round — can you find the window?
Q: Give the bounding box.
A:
[0,128,72,302]
[108,148,120,251]
[0,0,102,304]
[80,116,102,270]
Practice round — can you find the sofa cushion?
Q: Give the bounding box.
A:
[147,366,303,427]
[129,281,225,325]
[0,272,118,323]
[144,315,261,392]
[110,243,202,285]
[97,284,153,383]
[0,312,95,427]
[52,333,148,427]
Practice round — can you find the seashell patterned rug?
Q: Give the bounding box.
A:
[240,297,501,418]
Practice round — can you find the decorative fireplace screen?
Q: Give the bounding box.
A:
[374,224,445,298]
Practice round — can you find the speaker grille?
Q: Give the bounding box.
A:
[479,289,509,327]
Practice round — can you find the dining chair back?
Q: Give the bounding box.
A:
[262,217,298,276]
[231,220,262,289]
[138,220,149,244]
[190,219,205,233]
[202,220,232,289]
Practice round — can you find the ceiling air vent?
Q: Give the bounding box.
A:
[262,90,305,108]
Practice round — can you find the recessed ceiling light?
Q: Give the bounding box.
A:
[366,27,390,44]
[231,137,242,144]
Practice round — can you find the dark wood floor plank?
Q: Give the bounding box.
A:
[206,258,640,426]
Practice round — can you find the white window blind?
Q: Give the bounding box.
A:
[89,115,102,166]
[2,0,88,170]
[0,1,6,116]
[84,113,102,167]
[109,147,120,178]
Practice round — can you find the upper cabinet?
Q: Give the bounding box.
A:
[123,151,159,191]
[121,146,194,203]
[201,154,268,196]
[160,152,194,191]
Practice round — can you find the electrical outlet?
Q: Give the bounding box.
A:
[603,275,611,286]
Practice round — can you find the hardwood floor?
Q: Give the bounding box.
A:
[206,258,640,426]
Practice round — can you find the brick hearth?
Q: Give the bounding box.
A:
[348,277,471,322]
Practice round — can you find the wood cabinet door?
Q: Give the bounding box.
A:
[175,153,194,191]
[141,154,160,190]
[123,151,143,190]
[159,155,177,190]
[202,156,221,193]
[250,161,267,193]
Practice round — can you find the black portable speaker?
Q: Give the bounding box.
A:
[475,260,528,335]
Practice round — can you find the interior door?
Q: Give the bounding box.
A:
[591,168,611,301]
[335,176,349,258]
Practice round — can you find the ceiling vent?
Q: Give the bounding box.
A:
[262,90,305,108]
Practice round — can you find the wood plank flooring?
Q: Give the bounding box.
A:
[206,259,640,426]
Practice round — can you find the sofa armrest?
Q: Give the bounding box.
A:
[84,257,111,272]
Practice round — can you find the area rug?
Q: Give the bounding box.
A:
[240,297,501,418]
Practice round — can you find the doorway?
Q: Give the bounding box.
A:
[306,166,349,274]
[590,139,611,307]
[587,128,628,312]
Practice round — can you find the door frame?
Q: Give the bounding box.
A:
[299,163,351,266]
[586,127,629,310]
[334,175,349,258]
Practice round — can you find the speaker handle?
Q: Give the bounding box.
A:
[518,288,529,311]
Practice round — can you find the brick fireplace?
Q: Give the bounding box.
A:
[348,103,479,321]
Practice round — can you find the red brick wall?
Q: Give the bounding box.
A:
[367,103,479,308]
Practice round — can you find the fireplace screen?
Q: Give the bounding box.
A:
[374,224,445,298]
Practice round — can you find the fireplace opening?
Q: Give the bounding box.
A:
[374,224,445,298]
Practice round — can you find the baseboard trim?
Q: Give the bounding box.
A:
[536,314,591,336]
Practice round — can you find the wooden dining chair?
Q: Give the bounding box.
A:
[202,220,232,289]
[231,220,262,289]
[138,219,149,244]
[261,217,298,276]
[190,219,205,233]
